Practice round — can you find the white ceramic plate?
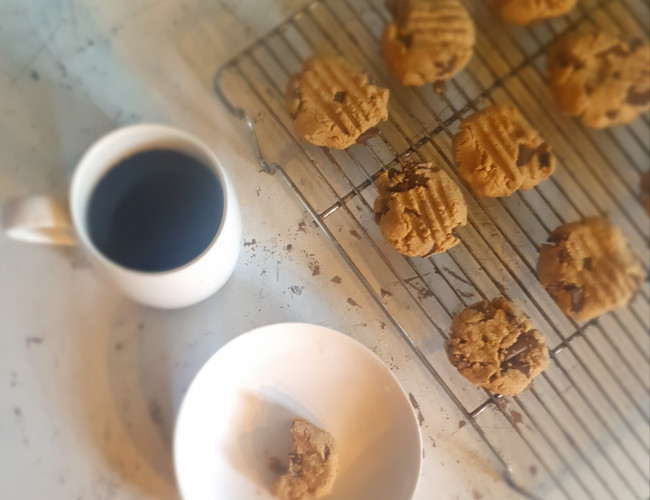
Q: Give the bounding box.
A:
[174,322,422,500]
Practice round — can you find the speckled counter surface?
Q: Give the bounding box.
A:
[0,1,518,499]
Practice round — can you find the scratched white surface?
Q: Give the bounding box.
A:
[0,1,518,499]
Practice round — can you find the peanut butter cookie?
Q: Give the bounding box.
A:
[273,418,339,500]
[286,56,389,149]
[494,0,576,26]
[537,217,643,321]
[381,0,475,86]
[446,297,549,396]
[453,104,556,197]
[373,162,467,257]
[547,31,650,128]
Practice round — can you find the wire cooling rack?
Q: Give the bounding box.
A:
[212,0,650,497]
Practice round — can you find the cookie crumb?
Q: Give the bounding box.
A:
[273,418,339,500]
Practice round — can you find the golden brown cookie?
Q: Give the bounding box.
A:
[286,56,389,149]
[452,104,556,197]
[537,217,643,322]
[641,170,650,216]
[547,31,650,129]
[373,162,467,257]
[493,0,576,26]
[273,418,339,500]
[381,0,475,87]
[446,297,549,396]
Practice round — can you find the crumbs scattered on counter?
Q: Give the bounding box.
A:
[349,229,361,240]
[458,420,466,429]
[443,266,472,286]
[25,337,44,347]
[148,399,163,425]
[408,393,425,426]
[307,257,320,276]
[297,221,307,233]
[510,410,524,429]
[404,276,434,300]
[243,239,257,247]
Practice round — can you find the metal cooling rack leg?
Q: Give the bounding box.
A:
[213,67,544,500]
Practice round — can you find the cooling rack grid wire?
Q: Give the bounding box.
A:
[213,0,650,498]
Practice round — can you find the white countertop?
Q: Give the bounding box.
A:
[0,1,519,498]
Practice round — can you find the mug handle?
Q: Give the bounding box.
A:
[2,196,77,246]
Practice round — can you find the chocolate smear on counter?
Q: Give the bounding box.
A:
[349,229,362,240]
[408,393,425,426]
[510,410,524,428]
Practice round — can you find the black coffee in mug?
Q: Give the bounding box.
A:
[87,149,224,272]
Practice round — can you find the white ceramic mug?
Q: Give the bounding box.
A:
[2,124,241,309]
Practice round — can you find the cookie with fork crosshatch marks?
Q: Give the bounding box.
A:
[446,297,550,396]
[493,0,577,26]
[373,162,467,257]
[537,217,643,322]
[381,0,475,87]
[452,104,556,197]
[547,31,650,129]
[285,56,389,149]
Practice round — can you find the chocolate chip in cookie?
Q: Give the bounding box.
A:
[537,217,643,321]
[547,31,650,128]
[452,104,556,197]
[373,162,467,257]
[446,297,549,396]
